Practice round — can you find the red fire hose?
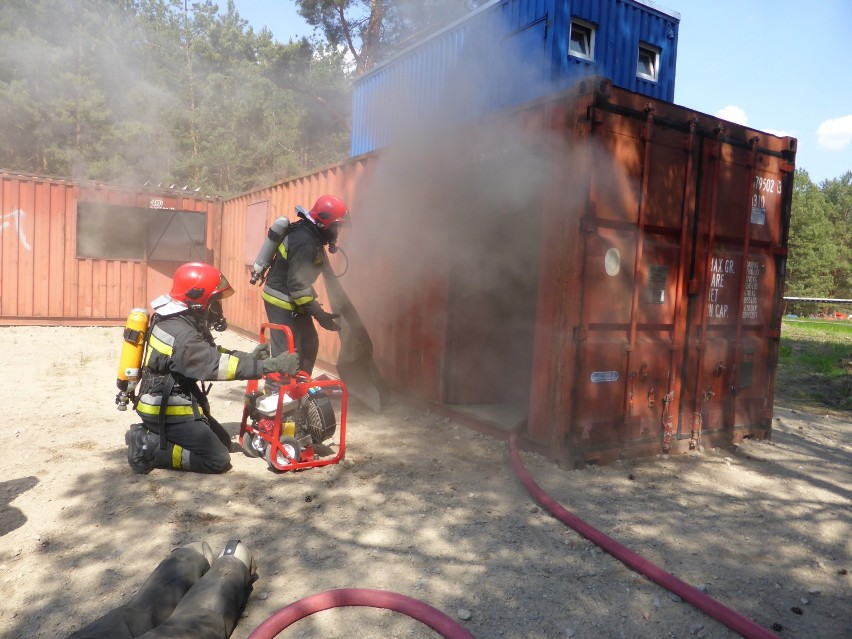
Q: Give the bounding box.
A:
[247,432,781,639]
[508,430,781,639]
[247,588,476,639]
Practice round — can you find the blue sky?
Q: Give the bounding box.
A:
[233,0,852,184]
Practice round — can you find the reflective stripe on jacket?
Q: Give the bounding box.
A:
[262,221,323,313]
[136,314,263,423]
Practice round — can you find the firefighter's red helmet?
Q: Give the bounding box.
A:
[169,262,234,310]
[308,195,350,229]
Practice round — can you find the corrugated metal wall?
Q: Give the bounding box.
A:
[219,76,794,464]
[2,75,794,465]
[350,0,680,156]
[561,0,678,99]
[220,160,371,372]
[526,79,795,464]
[350,0,510,157]
[0,171,219,324]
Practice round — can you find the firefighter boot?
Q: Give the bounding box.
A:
[218,540,257,577]
[145,541,258,637]
[214,540,258,624]
[125,423,159,474]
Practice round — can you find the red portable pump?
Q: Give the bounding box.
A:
[239,323,348,472]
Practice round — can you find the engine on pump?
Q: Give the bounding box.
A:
[241,386,337,469]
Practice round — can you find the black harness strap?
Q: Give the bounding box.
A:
[188,380,212,420]
[158,374,175,450]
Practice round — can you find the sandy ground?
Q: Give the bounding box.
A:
[0,325,850,639]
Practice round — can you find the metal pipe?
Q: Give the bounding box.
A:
[622,105,656,450]
[730,138,760,398]
[690,129,724,447]
[667,118,698,449]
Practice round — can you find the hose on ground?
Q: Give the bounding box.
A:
[248,431,781,639]
[247,588,476,639]
[509,430,781,639]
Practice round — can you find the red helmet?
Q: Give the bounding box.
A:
[169,262,234,310]
[308,195,350,229]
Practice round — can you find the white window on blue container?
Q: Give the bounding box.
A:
[637,43,661,81]
[568,18,595,61]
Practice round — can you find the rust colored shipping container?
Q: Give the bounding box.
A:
[524,78,795,465]
[0,171,220,325]
[218,77,794,465]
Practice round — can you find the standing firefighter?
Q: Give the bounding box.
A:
[254,195,351,380]
[125,262,299,474]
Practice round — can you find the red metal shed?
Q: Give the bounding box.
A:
[0,170,220,325]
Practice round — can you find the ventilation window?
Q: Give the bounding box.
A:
[76,202,207,261]
[569,19,595,61]
[637,43,660,81]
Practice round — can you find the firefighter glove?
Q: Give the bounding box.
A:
[316,311,341,332]
[262,351,300,375]
[306,301,341,332]
[251,343,270,360]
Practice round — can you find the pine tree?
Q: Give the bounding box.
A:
[786,169,839,312]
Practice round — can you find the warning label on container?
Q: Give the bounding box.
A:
[751,175,781,226]
[707,257,735,319]
[741,259,761,320]
[591,371,619,383]
[706,255,762,321]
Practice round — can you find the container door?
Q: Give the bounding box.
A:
[681,135,793,445]
[568,104,694,463]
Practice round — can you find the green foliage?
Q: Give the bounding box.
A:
[0,0,351,194]
[295,0,484,72]
[820,171,852,298]
[1,0,847,206]
[785,169,842,311]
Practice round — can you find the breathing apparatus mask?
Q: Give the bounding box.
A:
[298,202,348,254]
[322,225,341,254]
[207,298,227,332]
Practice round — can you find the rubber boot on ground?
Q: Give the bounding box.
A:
[139,540,258,639]
[125,423,160,474]
[64,542,214,639]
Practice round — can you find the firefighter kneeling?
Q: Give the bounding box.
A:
[125,262,299,474]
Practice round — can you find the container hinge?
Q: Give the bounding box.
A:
[641,105,655,141]
[587,106,604,124]
[573,326,588,341]
[772,246,788,256]
[580,216,598,233]
[780,161,795,173]
[768,328,781,339]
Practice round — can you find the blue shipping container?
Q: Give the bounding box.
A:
[350,0,680,157]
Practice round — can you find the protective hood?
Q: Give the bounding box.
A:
[295,205,314,224]
[150,294,188,317]
[295,205,339,248]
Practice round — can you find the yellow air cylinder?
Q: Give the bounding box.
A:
[116,307,150,411]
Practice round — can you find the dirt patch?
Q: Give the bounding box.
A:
[0,326,850,638]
